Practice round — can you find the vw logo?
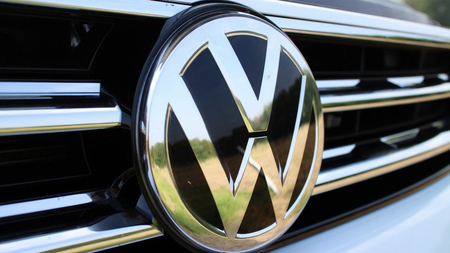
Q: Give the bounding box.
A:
[133,5,323,252]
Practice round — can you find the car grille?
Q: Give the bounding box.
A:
[1,0,450,252]
[292,35,450,194]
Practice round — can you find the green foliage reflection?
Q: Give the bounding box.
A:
[404,0,450,27]
[152,138,216,168]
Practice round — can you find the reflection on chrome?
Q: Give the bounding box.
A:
[0,190,111,219]
[317,74,447,91]
[380,128,420,148]
[321,82,450,112]
[0,216,161,252]
[322,144,356,160]
[135,13,324,252]
[0,82,100,98]
[387,76,424,88]
[314,129,450,195]
[5,0,189,18]
[271,16,450,49]
[0,104,122,136]
[207,30,280,132]
[237,145,278,194]
[438,73,449,81]
[316,79,359,90]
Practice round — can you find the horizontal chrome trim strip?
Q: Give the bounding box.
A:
[322,144,356,160]
[387,76,424,88]
[316,79,359,90]
[170,0,450,48]
[438,74,449,81]
[0,82,100,98]
[236,0,450,42]
[271,17,450,49]
[380,128,420,147]
[0,220,161,252]
[7,0,450,49]
[0,104,122,135]
[4,0,189,18]
[318,73,447,90]
[321,82,450,112]
[0,190,111,219]
[313,128,450,195]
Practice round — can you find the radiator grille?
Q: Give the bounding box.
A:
[277,26,450,242]
[1,1,450,252]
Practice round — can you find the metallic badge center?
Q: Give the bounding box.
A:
[137,13,323,252]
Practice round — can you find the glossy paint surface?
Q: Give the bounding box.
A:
[272,172,450,253]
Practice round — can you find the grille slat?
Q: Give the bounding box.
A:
[321,82,450,112]
[317,73,448,90]
[0,190,112,220]
[272,16,450,49]
[0,104,122,136]
[0,82,100,98]
[0,210,161,253]
[315,121,450,194]
[1,0,450,252]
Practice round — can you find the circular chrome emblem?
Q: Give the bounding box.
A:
[134,5,323,252]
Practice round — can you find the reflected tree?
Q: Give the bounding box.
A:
[404,0,450,27]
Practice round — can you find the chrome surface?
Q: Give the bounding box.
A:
[0,104,122,135]
[261,3,450,49]
[110,168,136,197]
[317,79,359,90]
[0,82,100,98]
[6,0,450,49]
[0,212,162,253]
[167,0,450,49]
[314,128,450,195]
[134,10,323,252]
[4,0,189,18]
[438,74,449,81]
[172,0,450,44]
[387,76,424,88]
[0,190,111,219]
[380,128,420,148]
[207,30,279,132]
[321,82,450,112]
[317,75,445,91]
[3,0,450,252]
[272,17,450,49]
[322,144,356,160]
